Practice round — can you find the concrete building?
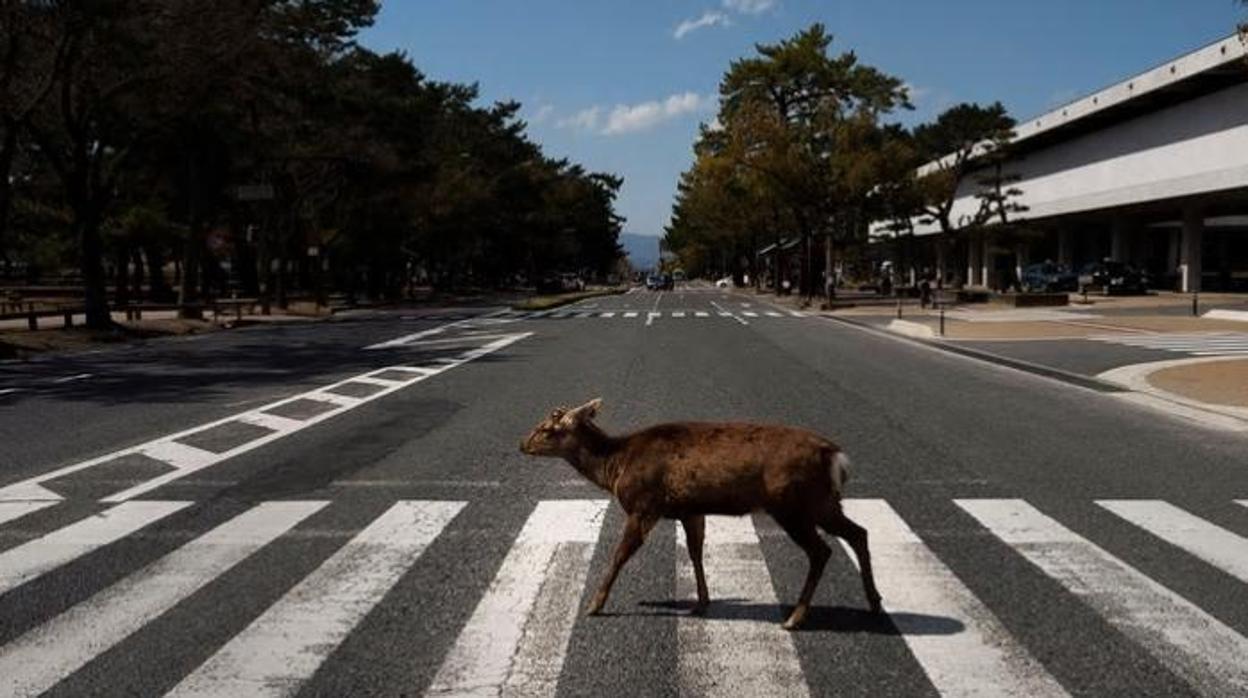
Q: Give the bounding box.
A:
[891,33,1248,293]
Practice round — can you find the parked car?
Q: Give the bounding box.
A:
[1020,262,1078,293]
[1077,260,1148,295]
[715,276,732,288]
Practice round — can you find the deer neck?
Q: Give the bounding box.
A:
[564,423,622,491]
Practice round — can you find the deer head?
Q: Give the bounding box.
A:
[519,398,602,456]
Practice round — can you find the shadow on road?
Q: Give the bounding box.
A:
[636,598,965,635]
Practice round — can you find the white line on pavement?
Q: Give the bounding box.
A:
[52,373,92,384]
[709,300,748,325]
[624,312,638,318]
[842,500,1068,698]
[0,332,531,504]
[600,312,616,318]
[0,387,24,395]
[0,501,326,697]
[742,311,759,318]
[646,312,659,327]
[428,500,608,696]
[695,311,709,318]
[677,515,809,697]
[0,501,192,596]
[957,499,1248,695]
[1096,500,1248,583]
[169,500,465,698]
[0,501,58,527]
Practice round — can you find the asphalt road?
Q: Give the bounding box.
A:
[2,285,1247,696]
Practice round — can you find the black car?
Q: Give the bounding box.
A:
[1077,260,1148,295]
[1021,262,1078,293]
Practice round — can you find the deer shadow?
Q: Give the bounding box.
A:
[635,599,964,635]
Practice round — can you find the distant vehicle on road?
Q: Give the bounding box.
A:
[646,273,673,291]
[715,276,731,288]
[1021,262,1078,293]
[1078,260,1148,295]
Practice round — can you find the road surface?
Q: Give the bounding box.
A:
[2,286,1247,696]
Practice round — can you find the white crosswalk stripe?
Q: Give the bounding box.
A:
[676,516,809,697]
[957,499,1248,695]
[842,500,1068,697]
[1089,332,1248,355]
[0,501,57,527]
[428,500,607,696]
[513,309,805,322]
[0,500,192,596]
[2,496,1248,695]
[1097,500,1248,583]
[0,501,326,697]
[169,500,465,698]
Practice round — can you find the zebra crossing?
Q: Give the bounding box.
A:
[1089,331,1248,356]
[504,308,806,321]
[1,496,1246,695]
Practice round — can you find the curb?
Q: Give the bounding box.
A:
[822,314,1127,393]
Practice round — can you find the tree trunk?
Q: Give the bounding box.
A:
[131,246,145,301]
[145,244,167,300]
[178,156,204,319]
[114,241,130,311]
[0,121,16,270]
[76,212,111,329]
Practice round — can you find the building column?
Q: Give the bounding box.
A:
[1057,229,1073,268]
[966,234,980,287]
[1014,242,1029,290]
[1180,208,1203,293]
[1167,229,1180,280]
[980,235,992,289]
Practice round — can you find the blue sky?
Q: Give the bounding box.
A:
[360,1,1245,238]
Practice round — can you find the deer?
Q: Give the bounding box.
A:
[519,398,882,630]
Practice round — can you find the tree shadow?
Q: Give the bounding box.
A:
[637,599,965,635]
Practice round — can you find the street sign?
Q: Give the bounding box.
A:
[236,184,275,201]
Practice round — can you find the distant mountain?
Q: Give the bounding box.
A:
[619,232,661,271]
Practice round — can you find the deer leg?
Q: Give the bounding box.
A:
[820,507,883,613]
[587,514,656,615]
[772,513,830,630]
[681,515,709,615]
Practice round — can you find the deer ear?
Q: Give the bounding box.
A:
[563,398,602,424]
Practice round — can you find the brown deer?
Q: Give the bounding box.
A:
[519,398,882,630]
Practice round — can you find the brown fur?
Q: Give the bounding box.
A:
[520,398,882,629]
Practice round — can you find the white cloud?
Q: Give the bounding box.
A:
[722,0,776,15]
[602,92,714,135]
[674,10,730,39]
[530,104,555,125]
[902,83,931,104]
[556,106,602,132]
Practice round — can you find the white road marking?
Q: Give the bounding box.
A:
[709,300,748,325]
[677,516,809,697]
[52,373,92,384]
[0,501,192,595]
[695,311,709,318]
[169,500,465,698]
[671,311,686,318]
[0,501,325,697]
[624,311,638,318]
[0,333,530,504]
[575,311,594,318]
[0,501,58,527]
[600,312,616,318]
[742,311,759,318]
[646,312,660,326]
[0,387,22,396]
[428,500,608,696]
[957,499,1248,695]
[1097,500,1248,583]
[764,311,782,317]
[842,500,1068,698]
